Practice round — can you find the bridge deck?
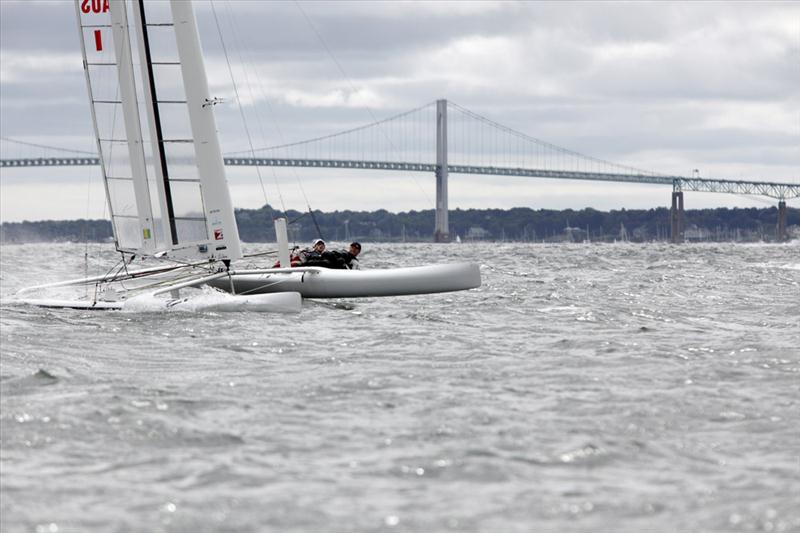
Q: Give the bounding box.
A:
[1,156,797,199]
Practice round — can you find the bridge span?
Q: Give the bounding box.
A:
[2,99,798,242]
[6,153,798,199]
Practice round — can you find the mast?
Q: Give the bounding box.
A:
[170,0,242,261]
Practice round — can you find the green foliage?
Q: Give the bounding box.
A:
[0,219,112,244]
[2,206,796,244]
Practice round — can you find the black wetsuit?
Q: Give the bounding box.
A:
[304,250,357,270]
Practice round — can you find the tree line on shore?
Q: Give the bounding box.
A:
[2,205,796,244]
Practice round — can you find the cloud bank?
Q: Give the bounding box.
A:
[1,1,797,221]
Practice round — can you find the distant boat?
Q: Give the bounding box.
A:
[564,219,581,242]
[13,0,480,312]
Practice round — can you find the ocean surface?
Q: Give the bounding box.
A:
[1,242,798,533]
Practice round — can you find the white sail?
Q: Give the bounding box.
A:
[75,0,241,262]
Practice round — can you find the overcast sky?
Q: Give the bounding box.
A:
[1,0,798,222]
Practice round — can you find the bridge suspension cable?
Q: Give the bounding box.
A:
[446,101,662,177]
[2,97,797,202]
[0,136,96,156]
[227,101,438,158]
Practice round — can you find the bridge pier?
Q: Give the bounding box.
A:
[777,200,787,241]
[670,191,685,243]
[434,99,450,242]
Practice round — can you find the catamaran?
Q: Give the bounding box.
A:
[13,0,480,312]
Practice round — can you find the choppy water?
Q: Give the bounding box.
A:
[1,242,798,533]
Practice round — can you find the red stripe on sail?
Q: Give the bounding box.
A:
[94,30,103,51]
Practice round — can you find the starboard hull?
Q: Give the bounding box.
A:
[214,262,482,299]
[12,292,302,314]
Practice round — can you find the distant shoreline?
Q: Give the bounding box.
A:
[1,205,797,244]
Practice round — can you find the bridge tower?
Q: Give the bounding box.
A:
[777,200,787,241]
[434,99,450,242]
[670,188,685,243]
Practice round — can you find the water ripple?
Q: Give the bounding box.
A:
[1,242,799,532]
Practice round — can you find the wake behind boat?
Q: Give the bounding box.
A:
[12,0,480,312]
[13,291,302,314]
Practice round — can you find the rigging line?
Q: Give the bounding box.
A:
[235,276,298,296]
[116,268,216,294]
[282,208,323,240]
[90,253,126,302]
[448,101,663,177]
[0,136,97,156]
[220,0,316,231]
[292,1,379,123]
[219,0,291,218]
[307,207,325,241]
[225,102,436,155]
[243,249,279,258]
[112,261,222,292]
[292,1,434,206]
[209,0,282,213]
[287,211,310,225]
[87,66,121,253]
[82,149,104,297]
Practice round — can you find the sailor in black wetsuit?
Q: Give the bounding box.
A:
[341,242,361,270]
[274,238,325,267]
[305,242,361,270]
[297,239,326,265]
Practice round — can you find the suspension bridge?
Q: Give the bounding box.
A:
[2,100,798,242]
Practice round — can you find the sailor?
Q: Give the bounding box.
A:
[343,241,361,270]
[305,241,361,270]
[296,238,326,265]
[274,238,325,267]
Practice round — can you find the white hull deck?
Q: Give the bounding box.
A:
[214,263,482,299]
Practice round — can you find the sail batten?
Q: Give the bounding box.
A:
[75,0,241,262]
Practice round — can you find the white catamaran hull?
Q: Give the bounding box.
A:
[212,263,482,299]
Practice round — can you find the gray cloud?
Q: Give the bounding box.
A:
[1,0,798,221]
